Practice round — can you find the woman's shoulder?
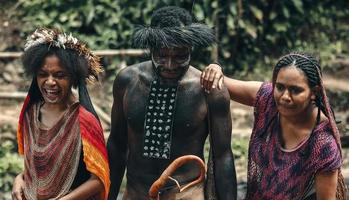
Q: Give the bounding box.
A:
[78,105,106,146]
[309,120,340,159]
[312,120,337,143]
[308,120,341,172]
[256,82,273,98]
[254,82,274,106]
[250,82,278,139]
[78,105,103,132]
[253,82,276,117]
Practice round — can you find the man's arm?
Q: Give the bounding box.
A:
[207,86,237,200]
[107,71,129,200]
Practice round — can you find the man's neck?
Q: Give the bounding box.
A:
[152,65,190,86]
[158,77,180,85]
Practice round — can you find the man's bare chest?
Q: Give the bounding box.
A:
[124,82,207,134]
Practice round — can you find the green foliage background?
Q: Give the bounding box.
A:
[11,0,349,78]
[0,141,23,193]
[0,124,23,196]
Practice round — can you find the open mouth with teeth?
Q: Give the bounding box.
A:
[42,88,61,102]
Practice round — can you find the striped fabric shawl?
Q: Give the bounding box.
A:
[17,94,110,200]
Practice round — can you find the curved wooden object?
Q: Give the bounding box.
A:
[148,155,206,200]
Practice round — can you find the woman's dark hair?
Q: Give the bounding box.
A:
[22,44,99,118]
[272,52,325,114]
[22,43,89,88]
[272,52,321,88]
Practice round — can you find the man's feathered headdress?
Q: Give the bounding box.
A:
[132,6,216,49]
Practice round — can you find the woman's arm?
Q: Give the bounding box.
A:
[12,172,25,200]
[223,78,263,106]
[315,170,338,200]
[201,64,262,106]
[60,174,103,200]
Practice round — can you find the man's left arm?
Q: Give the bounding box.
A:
[207,87,237,200]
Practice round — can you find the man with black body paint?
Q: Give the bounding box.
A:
[107,6,237,200]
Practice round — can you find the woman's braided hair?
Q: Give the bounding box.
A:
[272,52,347,199]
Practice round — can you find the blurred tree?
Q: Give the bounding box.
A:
[12,0,349,78]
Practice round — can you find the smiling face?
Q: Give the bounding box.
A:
[151,47,191,80]
[36,55,72,105]
[273,66,316,118]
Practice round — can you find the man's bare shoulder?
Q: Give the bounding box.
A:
[181,66,202,85]
[115,61,152,81]
[113,61,152,89]
[197,65,229,105]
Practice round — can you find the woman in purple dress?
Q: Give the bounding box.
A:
[201,52,347,199]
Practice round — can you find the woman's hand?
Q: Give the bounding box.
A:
[200,63,224,93]
[12,173,24,200]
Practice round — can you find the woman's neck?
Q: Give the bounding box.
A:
[283,105,317,126]
[39,94,76,128]
[42,94,76,112]
[279,105,319,149]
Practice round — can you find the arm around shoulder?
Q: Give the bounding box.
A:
[201,63,262,106]
[223,77,262,106]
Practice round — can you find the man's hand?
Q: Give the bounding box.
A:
[200,63,224,93]
[12,173,24,200]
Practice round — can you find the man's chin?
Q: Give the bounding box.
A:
[160,72,181,80]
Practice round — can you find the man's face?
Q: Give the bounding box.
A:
[151,47,191,80]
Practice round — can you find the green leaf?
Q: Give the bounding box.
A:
[194,5,205,21]
[273,23,288,32]
[238,19,245,28]
[249,5,263,21]
[229,3,237,15]
[282,7,290,18]
[227,15,235,30]
[292,0,304,13]
[245,22,257,38]
[59,15,68,23]
[211,1,218,9]
[269,11,277,20]
[86,7,95,24]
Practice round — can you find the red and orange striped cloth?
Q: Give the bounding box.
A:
[17,94,110,200]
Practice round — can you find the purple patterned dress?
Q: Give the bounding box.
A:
[245,83,341,200]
